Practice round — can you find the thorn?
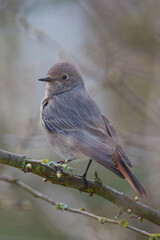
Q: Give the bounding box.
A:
[115,210,122,219]
[131,215,143,222]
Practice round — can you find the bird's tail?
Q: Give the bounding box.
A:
[113,152,147,198]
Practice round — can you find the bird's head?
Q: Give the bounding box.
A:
[38,62,84,96]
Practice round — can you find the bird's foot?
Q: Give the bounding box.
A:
[76,173,88,190]
[57,160,66,164]
[57,158,77,164]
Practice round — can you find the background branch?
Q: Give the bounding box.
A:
[0,149,160,226]
[0,175,159,239]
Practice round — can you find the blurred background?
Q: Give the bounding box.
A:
[0,0,160,239]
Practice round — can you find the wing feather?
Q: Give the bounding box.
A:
[102,115,132,167]
[41,94,124,178]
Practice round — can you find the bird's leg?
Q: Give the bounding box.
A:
[66,158,77,163]
[78,159,93,191]
[57,160,65,164]
[57,158,77,164]
[83,159,93,179]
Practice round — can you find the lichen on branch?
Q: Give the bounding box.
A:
[0,149,160,226]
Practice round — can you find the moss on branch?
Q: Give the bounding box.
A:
[0,149,160,226]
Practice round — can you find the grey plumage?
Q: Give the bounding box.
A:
[39,62,147,198]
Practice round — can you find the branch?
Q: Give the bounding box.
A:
[0,149,160,226]
[0,176,159,239]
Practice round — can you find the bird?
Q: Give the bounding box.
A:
[39,62,147,198]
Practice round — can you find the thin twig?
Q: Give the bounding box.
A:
[0,176,158,239]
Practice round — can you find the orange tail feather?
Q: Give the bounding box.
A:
[113,152,147,198]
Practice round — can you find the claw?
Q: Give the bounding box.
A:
[57,160,66,164]
[76,174,89,190]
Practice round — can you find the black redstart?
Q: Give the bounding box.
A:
[39,62,147,198]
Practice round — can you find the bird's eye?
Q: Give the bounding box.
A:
[61,74,68,80]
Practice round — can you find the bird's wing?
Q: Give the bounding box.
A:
[42,95,124,178]
[102,115,132,167]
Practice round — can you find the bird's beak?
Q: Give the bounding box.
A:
[38,77,53,82]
